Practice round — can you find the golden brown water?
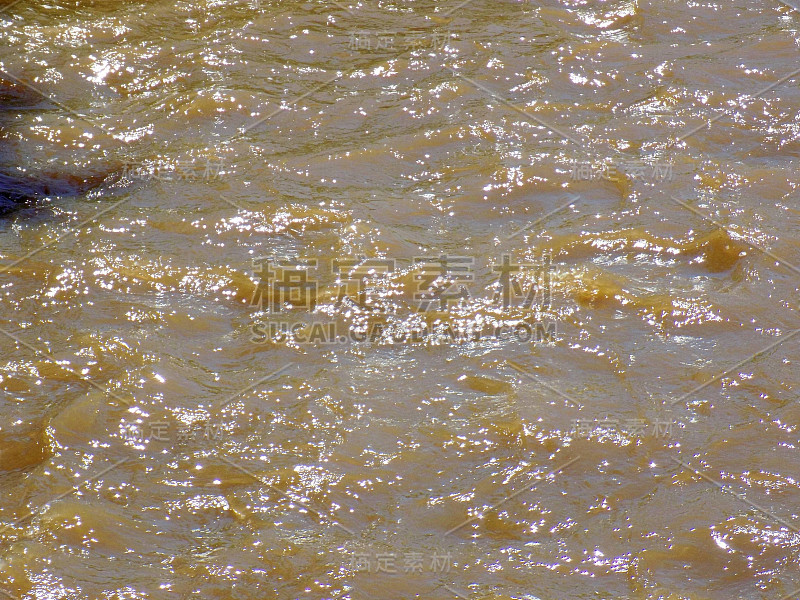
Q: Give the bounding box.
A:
[1,0,800,598]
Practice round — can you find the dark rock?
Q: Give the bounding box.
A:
[0,78,123,217]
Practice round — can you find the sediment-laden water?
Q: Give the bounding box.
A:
[1,1,800,598]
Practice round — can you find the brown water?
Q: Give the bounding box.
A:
[1,0,800,598]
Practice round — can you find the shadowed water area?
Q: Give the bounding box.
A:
[0,80,120,216]
[1,0,800,598]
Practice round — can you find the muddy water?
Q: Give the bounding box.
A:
[1,0,800,598]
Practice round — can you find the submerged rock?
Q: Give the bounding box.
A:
[0,79,121,216]
[0,170,117,216]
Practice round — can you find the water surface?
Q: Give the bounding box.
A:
[1,1,800,598]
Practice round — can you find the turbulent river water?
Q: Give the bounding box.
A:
[1,0,800,598]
